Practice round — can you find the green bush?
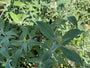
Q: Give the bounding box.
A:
[0,0,90,68]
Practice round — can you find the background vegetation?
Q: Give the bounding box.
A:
[0,0,90,68]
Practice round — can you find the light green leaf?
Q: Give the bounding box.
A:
[62,29,83,43]
[5,0,11,3]
[14,1,25,7]
[60,46,83,66]
[37,21,54,40]
[0,1,6,4]
[10,12,19,23]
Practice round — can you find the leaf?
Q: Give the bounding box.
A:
[67,16,78,28]
[10,40,23,46]
[62,29,83,43]
[28,58,40,63]
[60,46,83,66]
[37,21,54,40]
[14,1,25,7]
[28,40,43,51]
[0,36,12,44]
[5,0,11,3]
[6,31,17,36]
[42,51,52,62]
[50,42,59,52]
[23,43,27,56]
[39,59,53,68]
[54,52,66,65]
[5,61,12,68]
[20,27,28,40]
[10,12,19,23]
[0,47,9,58]
[61,19,67,24]
[12,49,22,67]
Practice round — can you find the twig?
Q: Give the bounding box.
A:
[0,3,9,18]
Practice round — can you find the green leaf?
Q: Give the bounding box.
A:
[0,47,9,58]
[39,59,53,68]
[10,12,19,23]
[0,36,12,44]
[54,52,66,65]
[5,0,11,3]
[23,43,27,56]
[20,27,28,40]
[42,51,52,62]
[6,31,17,36]
[62,29,83,43]
[5,61,12,68]
[10,40,23,46]
[12,49,22,67]
[28,40,43,51]
[67,16,78,28]
[50,42,59,52]
[28,58,40,63]
[14,1,25,7]
[60,46,83,66]
[37,21,54,40]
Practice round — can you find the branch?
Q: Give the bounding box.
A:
[0,3,9,18]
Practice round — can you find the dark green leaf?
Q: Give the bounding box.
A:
[28,58,40,63]
[67,16,77,28]
[20,27,28,40]
[10,40,23,46]
[0,47,9,58]
[6,31,17,36]
[12,49,22,67]
[23,43,27,56]
[28,40,43,51]
[39,59,53,68]
[50,42,59,52]
[60,46,83,66]
[37,21,54,40]
[54,52,66,65]
[42,51,52,62]
[62,29,83,43]
[5,61,12,68]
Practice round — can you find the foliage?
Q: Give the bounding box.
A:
[0,0,90,68]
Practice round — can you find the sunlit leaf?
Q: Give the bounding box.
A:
[10,12,19,23]
[14,1,25,7]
